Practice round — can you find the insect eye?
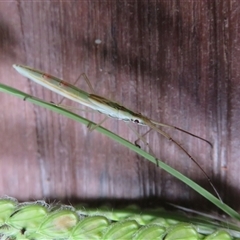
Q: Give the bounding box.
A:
[134,119,140,124]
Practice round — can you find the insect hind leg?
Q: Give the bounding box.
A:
[56,72,96,106]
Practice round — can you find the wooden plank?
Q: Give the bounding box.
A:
[0,0,239,211]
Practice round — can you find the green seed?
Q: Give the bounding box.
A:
[7,203,48,232]
[69,215,109,239]
[133,225,166,240]
[204,230,232,240]
[165,223,200,240]
[103,220,139,239]
[0,198,17,226]
[32,209,78,239]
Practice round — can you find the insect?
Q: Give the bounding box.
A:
[13,64,220,199]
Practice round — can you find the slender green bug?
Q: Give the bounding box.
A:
[13,64,220,200]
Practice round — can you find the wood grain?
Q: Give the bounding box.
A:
[0,0,239,211]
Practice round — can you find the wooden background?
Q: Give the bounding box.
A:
[0,1,239,212]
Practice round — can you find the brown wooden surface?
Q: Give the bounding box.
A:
[0,1,239,211]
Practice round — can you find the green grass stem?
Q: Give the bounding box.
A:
[0,83,239,221]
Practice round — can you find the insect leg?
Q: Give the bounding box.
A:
[127,124,159,167]
[87,116,108,131]
[78,73,95,94]
[134,128,152,148]
[56,72,95,106]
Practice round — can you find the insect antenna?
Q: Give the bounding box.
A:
[145,119,222,202]
[150,120,213,148]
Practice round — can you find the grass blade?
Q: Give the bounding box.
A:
[0,83,239,220]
